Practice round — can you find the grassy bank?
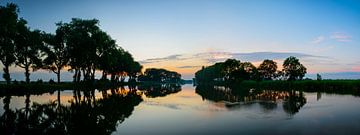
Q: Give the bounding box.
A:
[198,80,360,95]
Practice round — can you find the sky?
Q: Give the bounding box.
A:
[1,0,360,80]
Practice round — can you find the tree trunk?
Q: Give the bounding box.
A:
[101,71,107,80]
[120,76,125,83]
[57,90,61,107]
[25,66,30,84]
[77,70,81,82]
[73,69,77,82]
[91,67,96,81]
[3,96,11,111]
[25,94,30,118]
[3,65,11,84]
[57,68,61,83]
[110,74,115,82]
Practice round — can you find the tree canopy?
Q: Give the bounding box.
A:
[282,56,307,81]
[258,59,277,80]
[138,68,181,83]
[0,3,20,84]
[195,56,307,83]
[0,3,144,84]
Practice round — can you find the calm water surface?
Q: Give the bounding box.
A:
[1,84,360,135]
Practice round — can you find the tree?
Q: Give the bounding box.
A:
[258,59,277,80]
[316,73,322,81]
[195,63,223,83]
[58,18,130,83]
[98,47,120,81]
[241,62,258,80]
[282,56,307,81]
[117,51,134,82]
[92,30,116,80]
[0,3,18,84]
[14,19,44,84]
[61,18,102,82]
[275,70,285,80]
[139,68,181,83]
[195,59,261,83]
[98,47,139,82]
[127,61,143,82]
[42,24,70,83]
[222,59,241,81]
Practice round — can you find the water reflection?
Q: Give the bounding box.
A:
[0,84,183,135]
[1,84,360,135]
[137,83,181,98]
[195,85,306,115]
[0,87,143,135]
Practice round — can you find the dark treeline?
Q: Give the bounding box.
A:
[138,68,181,83]
[195,56,307,84]
[0,3,182,85]
[0,3,142,84]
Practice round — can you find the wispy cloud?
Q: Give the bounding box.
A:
[311,36,325,44]
[140,51,328,65]
[330,32,352,42]
[139,54,187,64]
[230,52,326,62]
[176,65,202,69]
[352,66,360,72]
[138,51,338,79]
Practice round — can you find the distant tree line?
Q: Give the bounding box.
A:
[138,68,181,83]
[195,56,307,83]
[0,3,144,84]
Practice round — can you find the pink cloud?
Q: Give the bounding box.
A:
[352,66,360,72]
[311,36,325,44]
[330,32,352,42]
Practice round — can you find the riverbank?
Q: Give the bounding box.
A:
[197,80,360,95]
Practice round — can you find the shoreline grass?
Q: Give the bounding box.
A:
[197,80,360,95]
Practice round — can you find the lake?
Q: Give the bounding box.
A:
[1,84,360,135]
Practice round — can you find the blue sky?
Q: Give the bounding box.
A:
[1,0,360,80]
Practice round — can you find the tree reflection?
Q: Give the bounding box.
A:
[282,90,306,115]
[0,96,16,134]
[195,85,307,115]
[137,83,181,98]
[0,87,143,135]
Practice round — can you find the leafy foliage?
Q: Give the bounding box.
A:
[0,3,145,83]
[282,56,307,81]
[138,68,181,83]
[195,56,307,83]
[0,3,19,84]
[258,59,277,80]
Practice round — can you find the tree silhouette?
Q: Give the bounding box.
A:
[241,62,258,80]
[282,56,307,81]
[258,59,277,80]
[0,3,19,84]
[127,61,143,83]
[222,59,241,81]
[195,59,263,83]
[1,3,145,84]
[14,19,44,84]
[139,68,181,83]
[42,24,70,83]
[317,73,322,81]
[62,18,101,82]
